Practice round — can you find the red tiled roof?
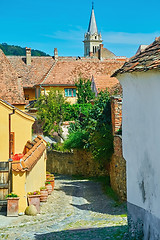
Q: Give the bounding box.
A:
[12,135,46,172]
[93,75,122,95]
[40,59,127,86]
[7,55,126,88]
[7,56,55,88]
[0,50,25,105]
[112,37,160,77]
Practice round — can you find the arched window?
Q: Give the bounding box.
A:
[93,46,95,53]
[95,46,96,52]
[95,36,97,39]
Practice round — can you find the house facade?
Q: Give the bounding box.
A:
[113,36,160,239]
[0,99,46,213]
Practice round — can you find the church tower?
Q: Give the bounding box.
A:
[83,3,102,57]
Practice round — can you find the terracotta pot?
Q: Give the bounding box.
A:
[7,197,20,217]
[40,190,48,202]
[45,184,52,195]
[49,179,55,191]
[27,195,40,213]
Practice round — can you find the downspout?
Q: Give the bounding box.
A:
[8,108,15,194]
[40,85,46,96]
[9,109,15,159]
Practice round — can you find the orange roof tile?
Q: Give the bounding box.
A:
[0,50,25,105]
[40,59,127,87]
[7,55,127,88]
[12,135,46,172]
[93,75,122,95]
[112,36,160,76]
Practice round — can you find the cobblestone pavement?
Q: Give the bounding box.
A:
[0,175,128,239]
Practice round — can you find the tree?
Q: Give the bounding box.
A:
[64,89,113,167]
[35,89,65,139]
[75,77,95,104]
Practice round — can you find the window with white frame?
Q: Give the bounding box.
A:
[64,88,76,97]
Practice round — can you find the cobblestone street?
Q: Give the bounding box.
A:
[0,175,128,239]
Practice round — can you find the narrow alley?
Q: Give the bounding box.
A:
[0,175,128,239]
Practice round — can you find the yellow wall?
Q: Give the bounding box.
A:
[24,88,36,101]
[12,171,26,213]
[25,150,46,193]
[12,150,47,213]
[41,86,77,104]
[13,104,25,111]
[0,100,35,162]
[12,110,35,154]
[0,102,12,161]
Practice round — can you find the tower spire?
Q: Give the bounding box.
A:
[92,1,94,9]
[88,3,98,34]
[83,3,103,57]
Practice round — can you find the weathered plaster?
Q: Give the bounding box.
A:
[118,70,160,237]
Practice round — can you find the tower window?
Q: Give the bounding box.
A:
[95,36,97,39]
[93,46,95,53]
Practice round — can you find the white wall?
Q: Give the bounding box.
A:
[119,70,160,219]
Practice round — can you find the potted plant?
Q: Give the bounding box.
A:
[45,182,52,195]
[40,186,48,202]
[46,171,51,178]
[46,175,55,191]
[27,191,41,213]
[6,192,20,217]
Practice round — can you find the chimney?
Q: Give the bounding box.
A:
[54,48,58,60]
[99,44,103,60]
[26,47,31,65]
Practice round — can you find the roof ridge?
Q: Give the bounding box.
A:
[38,60,58,86]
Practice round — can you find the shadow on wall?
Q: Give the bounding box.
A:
[55,178,127,216]
[34,225,128,240]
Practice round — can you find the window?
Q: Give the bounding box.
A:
[65,89,76,97]
[10,132,15,156]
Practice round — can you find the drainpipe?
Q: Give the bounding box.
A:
[40,85,46,96]
[9,109,15,159]
[8,108,15,194]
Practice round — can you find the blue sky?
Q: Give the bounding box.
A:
[1,0,160,57]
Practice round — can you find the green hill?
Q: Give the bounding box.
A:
[0,43,50,56]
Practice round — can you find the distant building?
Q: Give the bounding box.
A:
[83,3,119,60]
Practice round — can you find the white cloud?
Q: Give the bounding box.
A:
[103,32,160,45]
[45,29,160,46]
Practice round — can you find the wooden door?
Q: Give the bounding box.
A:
[0,162,9,212]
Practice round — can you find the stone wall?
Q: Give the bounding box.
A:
[47,149,109,177]
[110,136,126,200]
[110,96,126,201]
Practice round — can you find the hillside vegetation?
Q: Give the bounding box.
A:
[0,43,49,56]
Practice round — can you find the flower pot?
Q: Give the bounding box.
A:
[27,195,40,213]
[7,197,20,217]
[40,190,48,202]
[45,184,52,195]
[49,179,55,191]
